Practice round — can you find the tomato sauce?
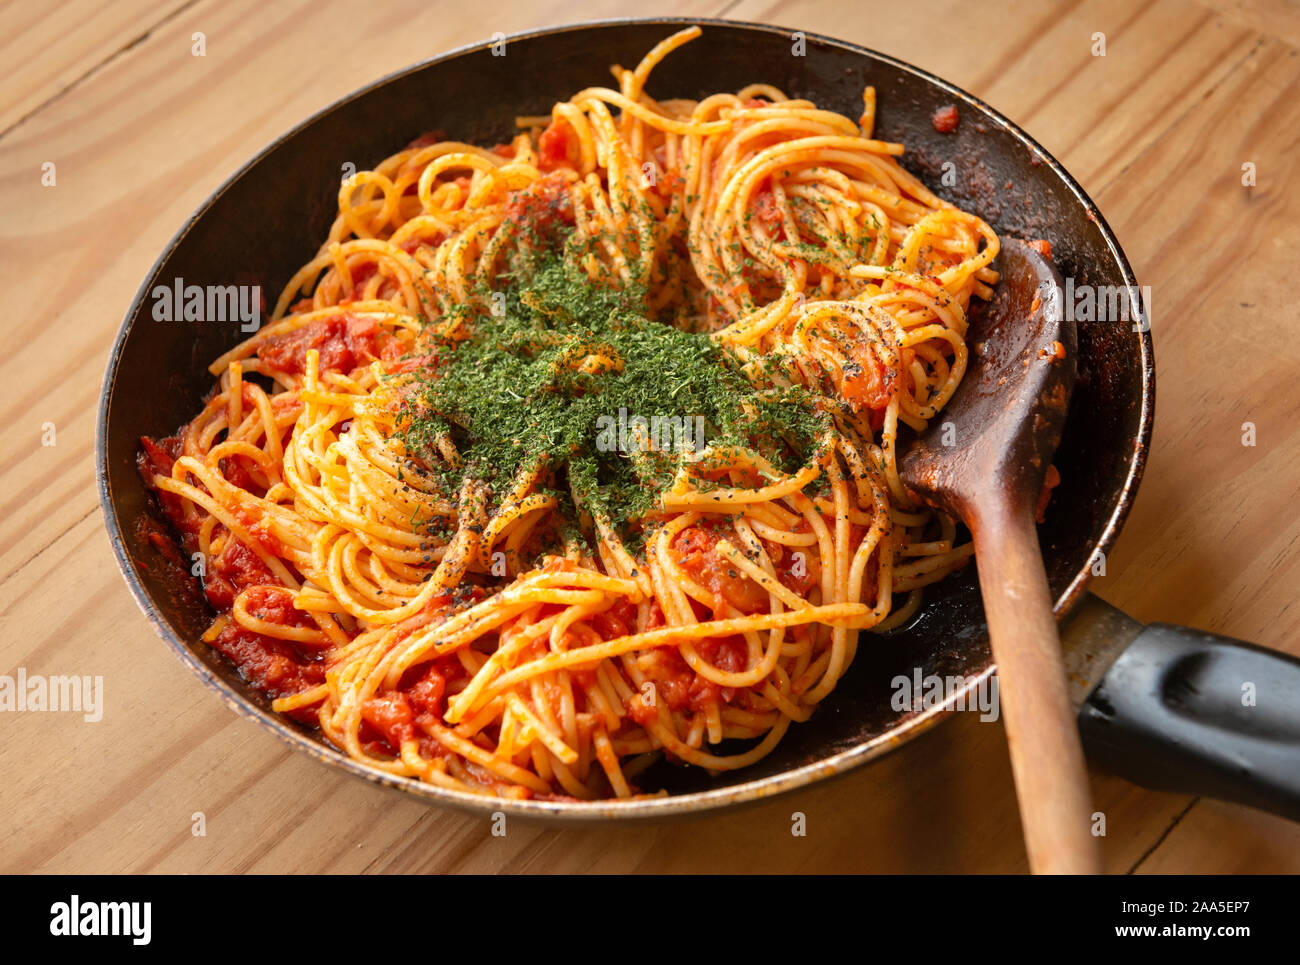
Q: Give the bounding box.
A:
[537,120,575,172]
[360,658,460,756]
[210,623,324,701]
[673,524,769,616]
[503,170,575,233]
[931,105,959,133]
[631,633,749,721]
[753,186,784,237]
[138,430,326,706]
[257,313,399,377]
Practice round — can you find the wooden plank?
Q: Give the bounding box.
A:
[1191,0,1300,47]
[1135,800,1300,873]
[0,0,195,132]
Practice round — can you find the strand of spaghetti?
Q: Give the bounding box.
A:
[420,721,552,795]
[377,575,641,686]
[663,460,822,508]
[570,87,731,135]
[652,709,792,770]
[714,538,812,612]
[591,726,632,798]
[446,602,870,722]
[231,591,331,646]
[504,693,579,765]
[151,472,300,589]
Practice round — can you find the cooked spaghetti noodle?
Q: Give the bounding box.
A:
[140,27,998,800]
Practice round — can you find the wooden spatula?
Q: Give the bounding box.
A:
[899,238,1101,874]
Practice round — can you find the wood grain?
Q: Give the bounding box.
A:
[0,0,195,133]
[1,0,1297,873]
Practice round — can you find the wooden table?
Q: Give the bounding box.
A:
[2,0,1297,874]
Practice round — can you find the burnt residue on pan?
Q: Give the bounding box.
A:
[96,18,1153,820]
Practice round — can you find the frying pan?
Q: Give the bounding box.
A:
[95,18,1299,823]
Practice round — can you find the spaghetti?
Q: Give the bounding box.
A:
[140,27,998,800]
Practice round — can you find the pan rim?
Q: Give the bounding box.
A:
[96,15,1154,821]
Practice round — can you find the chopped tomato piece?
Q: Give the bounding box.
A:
[687,635,747,710]
[931,105,959,133]
[206,539,276,609]
[1036,464,1061,523]
[406,666,448,719]
[239,585,315,630]
[361,692,415,752]
[1027,238,1053,260]
[636,648,693,713]
[537,120,575,172]
[591,597,638,638]
[837,342,893,414]
[752,187,784,236]
[774,543,821,596]
[257,314,390,376]
[503,171,574,235]
[210,624,323,699]
[672,525,768,615]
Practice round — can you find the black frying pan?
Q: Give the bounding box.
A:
[95,18,1298,822]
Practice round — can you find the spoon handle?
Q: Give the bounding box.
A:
[972,496,1103,874]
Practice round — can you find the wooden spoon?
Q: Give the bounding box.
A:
[899,238,1101,874]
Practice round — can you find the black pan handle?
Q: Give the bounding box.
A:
[1078,623,1300,822]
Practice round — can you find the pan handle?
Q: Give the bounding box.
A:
[1078,623,1300,822]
